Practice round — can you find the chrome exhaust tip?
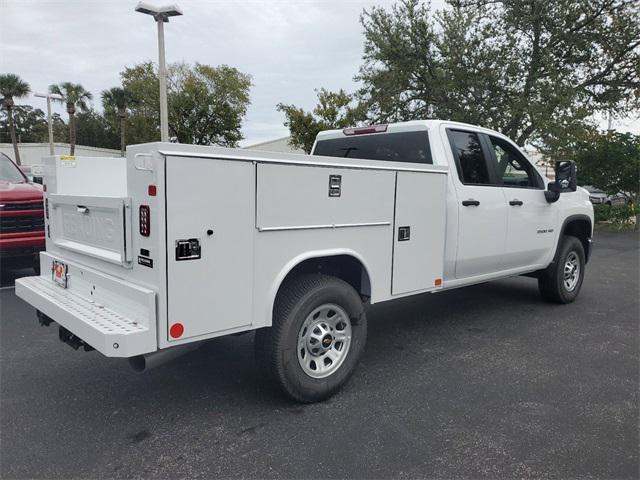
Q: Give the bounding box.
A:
[129,342,201,372]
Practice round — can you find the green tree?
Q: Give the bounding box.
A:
[277,88,366,153]
[74,109,120,150]
[0,74,31,165]
[102,87,136,156]
[121,62,160,144]
[575,131,640,228]
[357,0,640,148]
[575,132,640,200]
[49,82,93,155]
[120,61,252,146]
[0,105,48,143]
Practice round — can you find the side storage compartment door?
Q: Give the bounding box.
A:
[392,171,447,295]
[165,156,254,342]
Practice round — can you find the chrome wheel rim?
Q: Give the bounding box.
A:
[563,251,580,292]
[297,303,352,379]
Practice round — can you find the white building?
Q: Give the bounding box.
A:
[245,137,305,154]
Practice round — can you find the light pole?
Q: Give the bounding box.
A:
[135,2,183,143]
[34,92,63,155]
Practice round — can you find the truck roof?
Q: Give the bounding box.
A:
[315,119,500,141]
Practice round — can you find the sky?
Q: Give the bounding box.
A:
[1,0,638,147]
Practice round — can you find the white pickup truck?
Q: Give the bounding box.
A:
[16,120,593,402]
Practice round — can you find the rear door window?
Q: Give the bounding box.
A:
[313,131,433,164]
[446,130,493,185]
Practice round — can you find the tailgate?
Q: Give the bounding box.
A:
[48,194,132,266]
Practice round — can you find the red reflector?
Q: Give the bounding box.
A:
[139,205,150,237]
[148,184,157,196]
[170,323,184,339]
[343,124,388,136]
[435,278,442,287]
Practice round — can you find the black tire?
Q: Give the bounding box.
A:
[255,274,367,403]
[538,235,585,304]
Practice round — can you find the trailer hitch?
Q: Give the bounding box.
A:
[37,310,54,327]
[58,326,94,352]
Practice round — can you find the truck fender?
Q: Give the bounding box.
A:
[264,248,373,327]
[550,214,593,266]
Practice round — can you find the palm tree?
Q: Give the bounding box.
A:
[49,82,92,155]
[0,74,31,165]
[102,87,135,157]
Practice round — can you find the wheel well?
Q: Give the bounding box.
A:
[280,255,371,300]
[562,217,592,263]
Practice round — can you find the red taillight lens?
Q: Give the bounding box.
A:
[139,205,150,236]
[343,124,388,135]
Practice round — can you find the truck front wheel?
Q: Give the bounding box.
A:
[255,274,367,403]
[538,235,586,304]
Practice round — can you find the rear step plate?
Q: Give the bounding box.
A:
[15,276,156,357]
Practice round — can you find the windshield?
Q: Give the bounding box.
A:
[0,153,27,183]
[313,131,433,164]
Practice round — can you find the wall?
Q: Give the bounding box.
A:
[0,143,121,165]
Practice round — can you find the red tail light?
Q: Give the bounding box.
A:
[139,205,150,236]
[343,124,388,136]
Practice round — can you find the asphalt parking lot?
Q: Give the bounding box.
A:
[1,231,638,479]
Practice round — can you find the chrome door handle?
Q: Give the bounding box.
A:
[509,199,523,206]
[76,205,89,214]
[462,199,480,206]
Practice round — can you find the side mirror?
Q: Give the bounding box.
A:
[555,160,577,192]
[545,160,577,203]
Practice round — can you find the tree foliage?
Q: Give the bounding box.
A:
[121,61,252,146]
[0,73,31,164]
[574,131,640,202]
[277,89,366,153]
[278,0,639,151]
[74,110,120,151]
[0,105,44,143]
[357,0,640,148]
[49,82,93,155]
[120,62,161,144]
[102,87,136,155]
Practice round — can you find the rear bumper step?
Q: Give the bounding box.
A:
[16,276,156,357]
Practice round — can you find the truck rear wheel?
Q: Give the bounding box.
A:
[538,235,585,304]
[255,274,367,403]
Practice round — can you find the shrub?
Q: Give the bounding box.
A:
[594,204,639,229]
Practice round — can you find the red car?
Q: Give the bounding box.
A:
[0,152,45,272]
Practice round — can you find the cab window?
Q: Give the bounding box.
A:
[488,136,541,188]
[446,130,491,185]
[313,131,432,164]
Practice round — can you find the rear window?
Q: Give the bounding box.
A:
[313,131,433,164]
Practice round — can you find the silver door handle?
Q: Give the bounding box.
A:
[76,206,89,214]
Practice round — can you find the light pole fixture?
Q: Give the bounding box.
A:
[34,92,63,155]
[135,2,183,143]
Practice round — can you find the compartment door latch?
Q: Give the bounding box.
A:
[328,174,342,197]
[175,238,201,261]
[398,226,411,242]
